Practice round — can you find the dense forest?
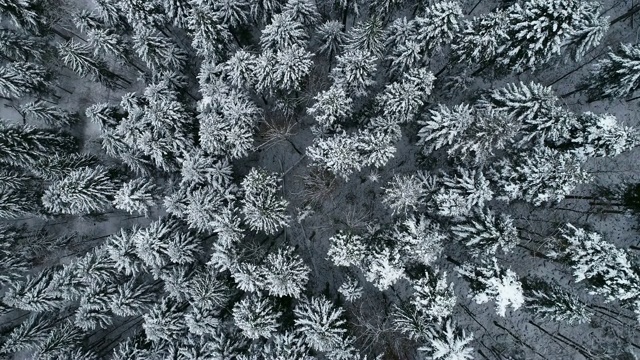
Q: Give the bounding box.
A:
[0,0,639,359]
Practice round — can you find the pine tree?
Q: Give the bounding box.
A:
[411,270,456,321]
[113,177,157,217]
[33,321,83,359]
[0,61,50,97]
[0,187,39,219]
[20,100,77,127]
[377,68,435,124]
[143,298,187,342]
[273,44,313,92]
[240,168,290,234]
[30,153,98,181]
[109,279,155,317]
[232,294,281,339]
[87,27,128,60]
[418,318,474,360]
[457,257,524,317]
[42,166,118,215]
[57,40,120,88]
[316,20,345,57]
[283,0,319,26]
[0,30,47,62]
[565,2,609,61]
[260,13,308,50]
[0,314,54,355]
[105,228,143,276]
[132,28,186,71]
[363,245,406,290]
[307,85,353,133]
[0,0,44,32]
[490,147,591,205]
[180,149,233,190]
[345,17,385,58]
[433,168,493,217]
[260,246,310,298]
[330,49,377,97]
[392,214,445,266]
[338,277,363,301]
[3,269,65,312]
[85,103,123,130]
[212,0,249,27]
[452,9,509,66]
[223,49,257,89]
[162,0,191,28]
[0,125,75,168]
[417,104,474,155]
[550,224,640,311]
[588,43,640,100]
[73,9,103,33]
[452,209,519,257]
[187,3,231,60]
[382,172,431,214]
[93,0,124,27]
[118,0,166,29]
[566,112,639,159]
[522,277,592,324]
[327,231,368,267]
[413,1,462,59]
[261,331,313,359]
[294,296,347,352]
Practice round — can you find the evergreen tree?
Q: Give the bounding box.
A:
[457,257,524,317]
[418,318,474,360]
[105,228,143,276]
[0,30,47,62]
[283,0,320,26]
[33,321,84,359]
[260,13,308,50]
[550,224,640,315]
[307,85,353,133]
[327,231,368,267]
[142,298,187,342]
[132,28,186,72]
[85,103,123,130]
[4,269,65,312]
[113,177,157,217]
[392,214,445,266]
[413,1,462,59]
[41,166,119,215]
[376,68,435,124]
[223,49,257,89]
[212,0,249,28]
[187,3,231,60]
[587,43,640,100]
[522,277,592,324]
[0,0,45,32]
[260,246,310,298]
[452,209,519,257]
[118,0,166,29]
[417,104,474,155]
[0,187,39,219]
[411,269,456,322]
[294,296,347,352]
[565,2,609,61]
[566,112,639,159]
[273,44,313,92]
[490,147,591,206]
[345,17,385,58]
[495,0,583,72]
[240,168,290,234]
[330,49,377,97]
[20,100,77,127]
[363,245,406,290]
[0,125,75,168]
[109,279,155,317]
[162,0,191,28]
[30,153,98,181]
[0,314,54,355]
[382,172,431,214]
[57,40,120,88]
[232,294,281,339]
[338,277,363,301]
[0,61,50,97]
[433,168,493,217]
[452,9,509,66]
[261,331,313,359]
[180,149,233,190]
[316,20,346,57]
[87,27,128,61]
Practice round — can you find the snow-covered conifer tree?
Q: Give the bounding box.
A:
[294,296,347,352]
[42,166,118,215]
[0,187,39,219]
[382,173,431,214]
[3,269,64,312]
[260,13,308,50]
[30,153,99,181]
[118,0,166,29]
[0,125,75,168]
[413,1,462,59]
[283,0,320,26]
[522,277,592,324]
[565,2,609,61]
[259,246,310,298]
[0,0,44,32]
[327,231,368,267]
[21,101,76,127]
[307,85,353,133]
[363,245,406,291]
[0,62,50,97]
[0,30,46,62]
[566,112,639,159]
[232,294,281,339]
[162,0,191,28]
[452,9,509,65]
[105,228,142,276]
[261,331,313,359]
[113,178,157,217]
[132,28,186,72]
[377,68,435,123]
[273,44,313,92]
[457,258,524,317]
[433,168,493,217]
[588,43,640,100]
[417,104,474,155]
[87,28,128,60]
[142,298,187,342]
[490,147,591,205]
[550,224,640,316]
[330,49,377,97]
[452,209,519,257]
[223,49,257,89]
[411,270,456,321]
[345,17,385,58]
[240,168,290,234]
[0,314,53,355]
[57,40,119,88]
[180,149,232,190]
[187,3,231,59]
[316,20,346,57]
[392,214,445,266]
[419,318,473,360]
[85,103,122,130]
[338,277,363,301]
